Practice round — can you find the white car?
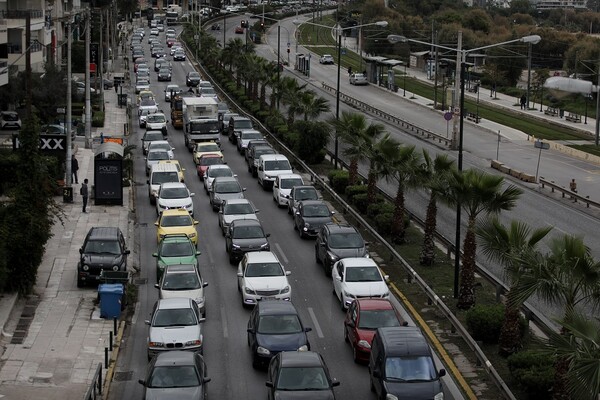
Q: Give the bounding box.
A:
[155,264,208,317]
[146,148,171,175]
[237,251,291,307]
[218,199,259,235]
[147,140,174,160]
[170,45,183,56]
[164,84,181,101]
[204,164,235,193]
[150,28,159,36]
[332,258,390,311]
[236,129,263,154]
[156,181,195,216]
[135,78,151,93]
[319,54,334,64]
[272,174,304,207]
[145,112,169,134]
[257,154,293,190]
[349,73,368,86]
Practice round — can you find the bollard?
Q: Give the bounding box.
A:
[113,317,118,335]
[109,331,113,350]
[104,347,109,369]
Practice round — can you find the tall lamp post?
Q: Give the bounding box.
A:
[388,33,542,298]
[293,18,388,168]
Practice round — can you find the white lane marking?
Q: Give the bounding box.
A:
[220,306,229,338]
[273,243,288,264]
[308,307,324,338]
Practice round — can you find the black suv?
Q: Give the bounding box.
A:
[228,116,253,144]
[77,227,130,287]
[247,300,311,368]
[314,223,368,276]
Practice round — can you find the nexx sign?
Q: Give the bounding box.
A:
[12,134,67,153]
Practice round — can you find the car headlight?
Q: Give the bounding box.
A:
[232,244,241,249]
[244,287,255,295]
[82,264,89,271]
[188,232,196,238]
[328,253,339,262]
[148,341,164,348]
[304,223,311,229]
[298,345,308,352]
[185,203,193,208]
[280,286,290,294]
[386,395,399,400]
[185,339,202,347]
[256,346,270,355]
[383,290,390,298]
[433,393,444,400]
[343,291,355,299]
[112,265,119,271]
[260,242,269,248]
[195,297,204,305]
[357,339,371,349]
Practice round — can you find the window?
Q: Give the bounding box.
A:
[384,356,437,381]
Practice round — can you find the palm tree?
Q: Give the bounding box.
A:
[419,151,455,266]
[476,218,553,355]
[542,311,600,400]
[445,169,522,309]
[365,134,399,205]
[388,145,425,244]
[298,90,330,121]
[279,77,307,127]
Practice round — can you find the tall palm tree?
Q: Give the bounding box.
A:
[365,134,399,205]
[445,169,522,309]
[476,218,553,355]
[298,90,330,121]
[542,311,600,400]
[420,151,455,266]
[280,77,307,127]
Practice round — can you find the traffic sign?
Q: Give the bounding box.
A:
[534,140,549,149]
[444,112,453,121]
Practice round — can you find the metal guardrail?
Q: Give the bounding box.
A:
[82,362,102,400]
[539,177,600,210]
[321,82,453,148]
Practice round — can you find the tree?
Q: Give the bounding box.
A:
[366,134,399,206]
[293,120,330,164]
[279,76,307,127]
[476,218,553,355]
[298,90,330,121]
[420,151,455,266]
[445,169,522,309]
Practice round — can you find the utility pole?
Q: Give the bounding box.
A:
[66,18,73,187]
[85,9,92,149]
[25,12,32,116]
[451,31,462,150]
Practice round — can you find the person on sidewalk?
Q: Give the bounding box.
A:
[348,66,352,76]
[71,157,79,184]
[520,94,527,110]
[81,179,89,213]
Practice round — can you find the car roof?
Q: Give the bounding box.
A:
[279,351,323,367]
[87,227,122,240]
[293,185,317,191]
[207,164,231,171]
[376,327,430,356]
[160,233,192,242]
[157,297,193,309]
[213,176,238,183]
[153,350,196,366]
[256,300,298,316]
[231,219,261,228]
[159,182,187,189]
[340,257,378,268]
[224,198,251,205]
[200,153,222,159]
[356,298,395,311]
[244,251,279,263]
[277,173,302,181]
[299,200,327,208]
[164,264,197,273]
[161,209,192,217]
[260,154,287,161]
[325,223,358,234]
[150,163,178,173]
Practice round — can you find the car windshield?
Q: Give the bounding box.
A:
[209,168,233,178]
[264,160,291,171]
[148,365,200,388]
[148,151,169,160]
[152,171,179,185]
[254,149,275,159]
[147,114,166,123]
[329,232,364,249]
[162,272,201,290]
[242,132,262,140]
[153,308,197,327]
[384,356,437,382]
[215,181,241,194]
[140,99,156,107]
[358,310,401,329]
[245,262,282,277]
[161,241,194,257]
[281,178,303,189]
[3,113,18,121]
[161,187,189,199]
[276,367,329,391]
[144,132,164,142]
[200,157,223,166]
[159,68,170,75]
[84,239,121,255]
[150,143,171,152]
[188,72,200,78]
[236,120,253,129]
[224,203,253,215]
[161,215,193,227]
[345,266,382,282]
[296,188,318,201]
[232,224,265,239]
[197,144,219,152]
[303,204,330,217]
[257,314,302,334]
[201,88,215,95]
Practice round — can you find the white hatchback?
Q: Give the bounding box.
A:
[155,182,195,216]
[272,174,304,207]
[203,164,235,193]
[155,264,208,317]
[332,257,390,311]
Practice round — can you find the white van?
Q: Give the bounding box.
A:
[257,154,293,190]
[147,163,181,204]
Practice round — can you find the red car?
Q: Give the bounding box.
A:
[196,154,225,179]
[166,38,176,47]
[234,26,244,34]
[344,298,407,363]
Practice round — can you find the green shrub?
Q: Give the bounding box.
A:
[345,185,367,201]
[465,304,504,344]
[328,170,349,193]
[282,131,298,149]
[256,110,270,122]
[507,350,554,399]
[367,201,394,218]
[274,124,288,136]
[92,112,105,127]
[375,213,393,234]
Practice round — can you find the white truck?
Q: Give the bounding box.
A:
[182,97,221,151]
[165,5,182,25]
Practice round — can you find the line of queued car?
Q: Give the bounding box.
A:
[135,23,447,400]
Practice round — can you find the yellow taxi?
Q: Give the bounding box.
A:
[193,141,223,165]
[155,208,199,245]
[137,90,155,105]
[158,159,186,182]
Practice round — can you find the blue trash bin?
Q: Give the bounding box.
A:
[99,283,124,319]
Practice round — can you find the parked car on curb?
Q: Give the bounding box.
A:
[77,227,130,288]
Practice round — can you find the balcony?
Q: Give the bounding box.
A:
[0,61,8,87]
[7,40,43,67]
[1,10,45,31]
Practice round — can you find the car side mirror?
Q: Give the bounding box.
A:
[125,250,131,255]
[152,253,158,257]
[146,179,150,185]
[190,193,195,197]
[196,251,201,256]
[198,317,206,323]
[266,233,271,238]
[218,210,223,214]
[295,211,300,215]
[144,320,150,325]
[439,369,446,377]
[79,248,83,254]
[265,381,274,388]
[203,282,208,287]
[384,275,389,281]
[242,188,247,191]
[332,379,340,387]
[194,220,199,225]
[285,270,291,276]
[402,321,409,326]
[364,241,370,246]
[305,327,312,332]
[203,377,211,383]
[154,222,159,226]
[154,284,159,289]
[237,272,243,277]
[331,211,335,215]
[138,379,146,386]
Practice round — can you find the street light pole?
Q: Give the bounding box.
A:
[526,42,532,110]
[277,24,281,110]
[335,33,342,169]
[453,55,466,298]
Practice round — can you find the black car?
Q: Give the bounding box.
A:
[244,139,269,161]
[314,223,368,276]
[211,23,221,30]
[157,67,172,81]
[138,351,210,400]
[151,46,166,58]
[77,227,130,287]
[266,351,340,400]
[225,219,270,264]
[287,185,320,215]
[186,71,202,87]
[294,200,334,239]
[247,301,312,368]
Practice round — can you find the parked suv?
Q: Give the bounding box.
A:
[315,223,368,276]
[77,227,130,287]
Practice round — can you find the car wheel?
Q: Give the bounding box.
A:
[293,222,297,231]
[341,298,346,312]
[229,254,236,265]
[315,248,322,264]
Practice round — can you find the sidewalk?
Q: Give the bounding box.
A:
[0,55,132,398]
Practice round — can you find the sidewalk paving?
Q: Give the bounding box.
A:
[0,55,132,399]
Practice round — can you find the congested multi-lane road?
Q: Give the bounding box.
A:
[109,20,464,400]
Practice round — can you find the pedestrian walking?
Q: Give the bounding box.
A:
[569,178,577,193]
[80,179,89,213]
[348,66,352,76]
[71,157,79,184]
[520,94,527,110]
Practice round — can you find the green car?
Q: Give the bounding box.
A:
[152,234,201,282]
